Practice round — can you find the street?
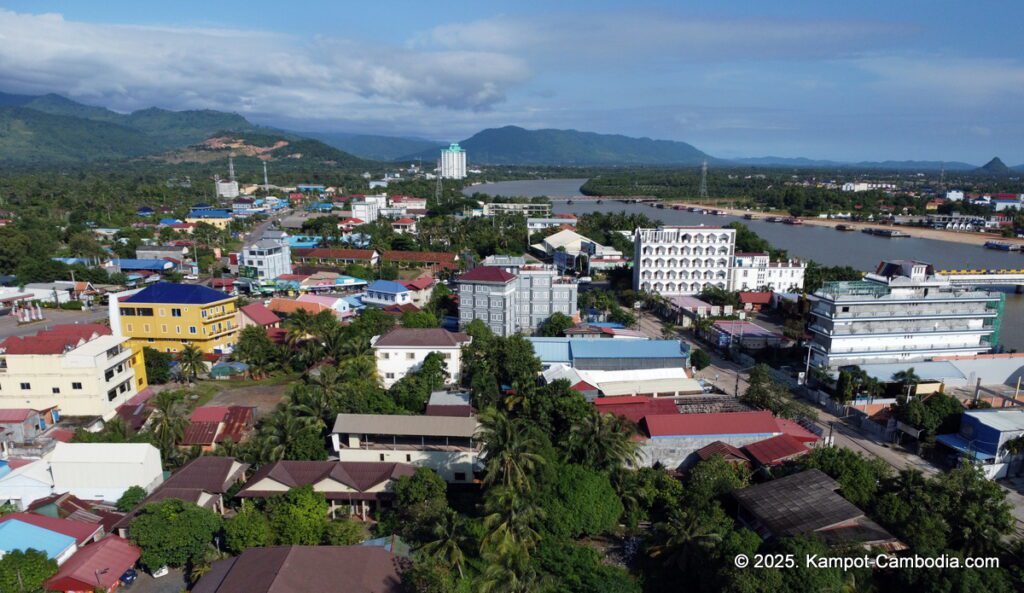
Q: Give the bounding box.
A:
[0,307,110,340]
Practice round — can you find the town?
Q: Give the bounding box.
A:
[2,3,1024,593]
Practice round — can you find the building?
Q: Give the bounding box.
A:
[440,143,467,180]
[292,248,379,267]
[425,390,473,417]
[331,414,480,482]
[371,328,470,388]
[527,338,689,371]
[135,245,189,261]
[530,229,625,272]
[527,217,575,232]
[0,325,144,420]
[380,250,458,272]
[0,512,102,546]
[236,460,416,519]
[808,261,1002,368]
[351,199,381,223]
[841,182,896,193]
[480,202,552,217]
[215,179,240,199]
[545,366,702,399]
[239,231,292,282]
[729,252,806,292]
[238,302,281,330]
[193,546,403,593]
[0,408,59,451]
[456,266,517,336]
[112,283,240,355]
[45,535,141,593]
[363,280,413,308]
[182,406,255,451]
[733,469,904,550]
[0,519,78,565]
[633,226,736,295]
[709,320,785,350]
[401,277,435,308]
[456,258,578,337]
[937,409,1024,479]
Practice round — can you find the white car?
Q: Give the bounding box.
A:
[184,274,199,281]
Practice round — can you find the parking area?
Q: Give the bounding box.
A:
[127,568,189,593]
[207,381,290,417]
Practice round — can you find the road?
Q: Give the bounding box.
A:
[0,307,110,340]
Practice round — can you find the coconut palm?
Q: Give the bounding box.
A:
[257,408,323,462]
[477,407,546,493]
[177,344,205,383]
[149,391,189,455]
[648,508,724,572]
[892,367,922,396]
[419,508,470,579]
[567,409,640,471]
[482,486,544,556]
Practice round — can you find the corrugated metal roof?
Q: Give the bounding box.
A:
[0,519,76,559]
[641,411,780,438]
[965,409,1024,432]
[332,413,478,438]
[124,282,232,305]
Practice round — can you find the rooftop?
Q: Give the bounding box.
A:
[124,282,233,305]
[238,461,415,500]
[641,410,781,439]
[0,324,111,355]
[742,434,810,466]
[0,519,76,559]
[240,302,281,326]
[333,413,478,438]
[0,512,101,544]
[50,442,158,464]
[372,328,470,349]
[367,280,411,294]
[45,536,141,592]
[964,409,1024,432]
[458,266,517,283]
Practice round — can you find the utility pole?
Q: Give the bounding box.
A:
[699,160,709,200]
[435,163,443,204]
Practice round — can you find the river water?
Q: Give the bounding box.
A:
[468,178,1024,351]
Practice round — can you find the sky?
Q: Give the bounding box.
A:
[1,1,1022,164]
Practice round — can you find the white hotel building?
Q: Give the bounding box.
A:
[808,260,1002,369]
[729,252,807,292]
[633,227,736,295]
[440,143,467,180]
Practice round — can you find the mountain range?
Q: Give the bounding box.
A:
[0,91,1021,172]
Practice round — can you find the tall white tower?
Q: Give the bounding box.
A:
[440,143,467,180]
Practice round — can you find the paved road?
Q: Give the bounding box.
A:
[0,308,110,340]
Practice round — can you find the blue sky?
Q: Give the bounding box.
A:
[1,1,1023,164]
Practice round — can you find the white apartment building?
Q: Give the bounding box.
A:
[841,182,897,193]
[215,180,240,199]
[808,260,1002,369]
[633,227,736,296]
[371,328,471,388]
[946,190,965,201]
[331,414,480,482]
[480,202,552,217]
[351,200,381,223]
[0,325,141,420]
[238,230,291,282]
[440,143,467,180]
[729,252,807,292]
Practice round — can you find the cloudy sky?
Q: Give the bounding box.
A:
[1,0,1022,164]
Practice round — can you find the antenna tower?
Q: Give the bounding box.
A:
[435,167,444,204]
[939,162,945,189]
[698,160,708,199]
[263,161,270,191]
[228,156,236,182]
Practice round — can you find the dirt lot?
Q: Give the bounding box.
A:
[207,382,290,417]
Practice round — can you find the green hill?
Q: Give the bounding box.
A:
[304,131,443,161]
[976,157,1012,176]
[0,106,158,163]
[401,125,711,166]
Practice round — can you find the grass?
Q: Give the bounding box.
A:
[211,372,300,389]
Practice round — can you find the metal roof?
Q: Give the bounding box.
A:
[332,414,478,438]
[124,282,232,305]
[0,519,76,559]
[964,409,1024,432]
[732,469,864,536]
[858,361,966,383]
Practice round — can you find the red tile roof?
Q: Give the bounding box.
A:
[594,396,678,424]
[0,408,34,423]
[0,324,111,355]
[373,328,470,348]
[240,302,281,326]
[640,411,780,438]
[0,512,102,544]
[293,248,376,261]
[458,266,516,283]
[401,276,435,291]
[269,298,332,316]
[738,292,773,305]
[743,434,809,466]
[45,536,141,593]
[392,218,416,225]
[381,250,456,268]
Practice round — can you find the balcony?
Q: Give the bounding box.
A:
[808,324,994,338]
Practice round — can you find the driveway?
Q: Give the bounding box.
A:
[128,568,189,593]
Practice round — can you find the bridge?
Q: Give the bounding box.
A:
[938,268,1024,289]
[547,196,660,203]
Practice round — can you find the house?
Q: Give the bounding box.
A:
[527,338,689,371]
[592,396,680,423]
[0,407,60,451]
[400,276,435,308]
[0,324,145,420]
[695,441,752,466]
[181,406,256,451]
[192,546,403,593]
[45,536,141,593]
[371,328,470,388]
[112,283,239,355]
[936,409,1024,479]
[238,302,281,329]
[292,248,379,267]
[363,280,413,307]
[741,434,811,467]
[733,469,905,550]
[709,320,784,350]
[236,460,416,519]
[0,519,78,565]
[391,218,417,235]
[0,512,103,546]
[425,391,473,417]
[331,414,480,483]
[25,493,123,534]
[380,250,458,272]
[737,291,773,312]
[296,294,353,318]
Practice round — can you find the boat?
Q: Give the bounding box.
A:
[765,216,783,223]
[688,207,702,212]
[743,213,756,220]
[596,200,603,204]
[783,218,803,225]
[835,224,856,231]
[984,240,1022,252]
[712,209,728,216]
[862,227,909,238]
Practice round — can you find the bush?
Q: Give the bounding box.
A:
[541,464,622,538]
[116,485,148,512]
[690,348,711,371]
[60,300,84,310]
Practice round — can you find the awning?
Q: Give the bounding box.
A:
[935,433,995,461]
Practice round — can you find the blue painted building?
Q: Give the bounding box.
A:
[937,409,1024,479]
[0,519,77,564]
[363,280,413,307]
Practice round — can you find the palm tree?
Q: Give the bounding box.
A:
[257,408,323,462]
[419,508,470,579]
[568,409,640,471]
[482,486,544,556]
[149,391,189,455]
[648,508,724,571]
[177,344,205,384]
[285,309,316,341]
[892,367,922,396]
[477,408,546,493]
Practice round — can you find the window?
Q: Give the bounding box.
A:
[72,382,82,390]
[176,326,181,334]
[19,382,30,390]
[127,324,133,332]
[381,352,390,360]
[161,325,167,332]
[120,307,136,316]
[385,372,395,379]
[107,388,118,402]
[137,308,153,317]
[406,454,412,462]
[52,387,60,394]
[171,308,182,317]
[454,472,466,481]
[189,326,197,334]
[143,324,150,333]
[406,353,415,360]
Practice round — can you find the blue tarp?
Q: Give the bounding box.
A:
[935,433,996,461]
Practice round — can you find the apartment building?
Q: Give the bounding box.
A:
[112,283,239,354]
[633,226,736,295]
[808,260,1002,368]
[480,202,552,217]
[456,266,517,337]
[239,238,291,284]
[371,328,471,388]
[331,413,480,482]
[479,256,579,332]
[729,252,807,292]
[0,325,144,420]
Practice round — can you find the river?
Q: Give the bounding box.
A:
[469,178,1024,351]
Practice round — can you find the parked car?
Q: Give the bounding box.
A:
[120,569,138,586]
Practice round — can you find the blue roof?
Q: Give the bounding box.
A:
[367,280,410,294]
[935,433,996,461]
[527,338,687,365]
[124,282,232,305]
[588,322,626,329]
[189,209,232,218]
[343,295,366,309]
[159,218,181,225]
[529,338,572,365]
[0,520,76,558]
[112,259,174,271]
[52,257,91,266]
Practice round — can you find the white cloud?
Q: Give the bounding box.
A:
[854,56,1024,106]
[0,9,530,118]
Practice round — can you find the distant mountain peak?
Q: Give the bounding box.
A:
[977,157,1011,175]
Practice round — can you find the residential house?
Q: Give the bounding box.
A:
[45,536,141,593]
[0,324,145,419]
[296,294,353,318]
[112,283,239,355]
[0,512,103,546]
[391,218,417,235]
[936,409,1024,479]
[193,546,403,593]
[363,280,413,308]
[236,460,416,519]
[401,276,435,308]
[331,414,480,483]
[0,408,60,453]
[238,302,281,330]
[371,328,470,388]
[181,406,256,451]
[0,519,78,565]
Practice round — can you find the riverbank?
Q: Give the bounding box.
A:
[665,201,1024,248]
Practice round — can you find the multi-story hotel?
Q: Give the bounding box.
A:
[238,230,291,284]
[111,283,239,355]
[729,252,807,292]
[808,260,1003,368]
[439,143,467,180]
[633,226,736,295]
[0,324,145,419]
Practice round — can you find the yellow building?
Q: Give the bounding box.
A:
[184,217,232,230]
[114,283,239,354]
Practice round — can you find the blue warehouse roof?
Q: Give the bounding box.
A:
[367,280,410,294]
[0,520,76,559]
[528,338,687,365]
[189,209,232,218]
[124,282,232,305]
[112,258,174,271]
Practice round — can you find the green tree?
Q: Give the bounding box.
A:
[478,407,547,493]
[742,364,816,420]
[235,325,280,378]
[797,446,891,507]
[541,464,623,538]
[689,348,711,371]
[418,508,471,579]
[648,505,730,573]
[266,485,329,545]
[538,312,574,337]
[223,500,272,553]
[129,499,222,570]
[685,455,750,504]
[0,549,58,593]
[323,518,365,545]
[401,310,440,328]
[149,391,189,458]
[565,409,639,472]
[936,464,1013,554]
[116,485,148,512]
[143,347,173,384]
[177,343,205,383]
